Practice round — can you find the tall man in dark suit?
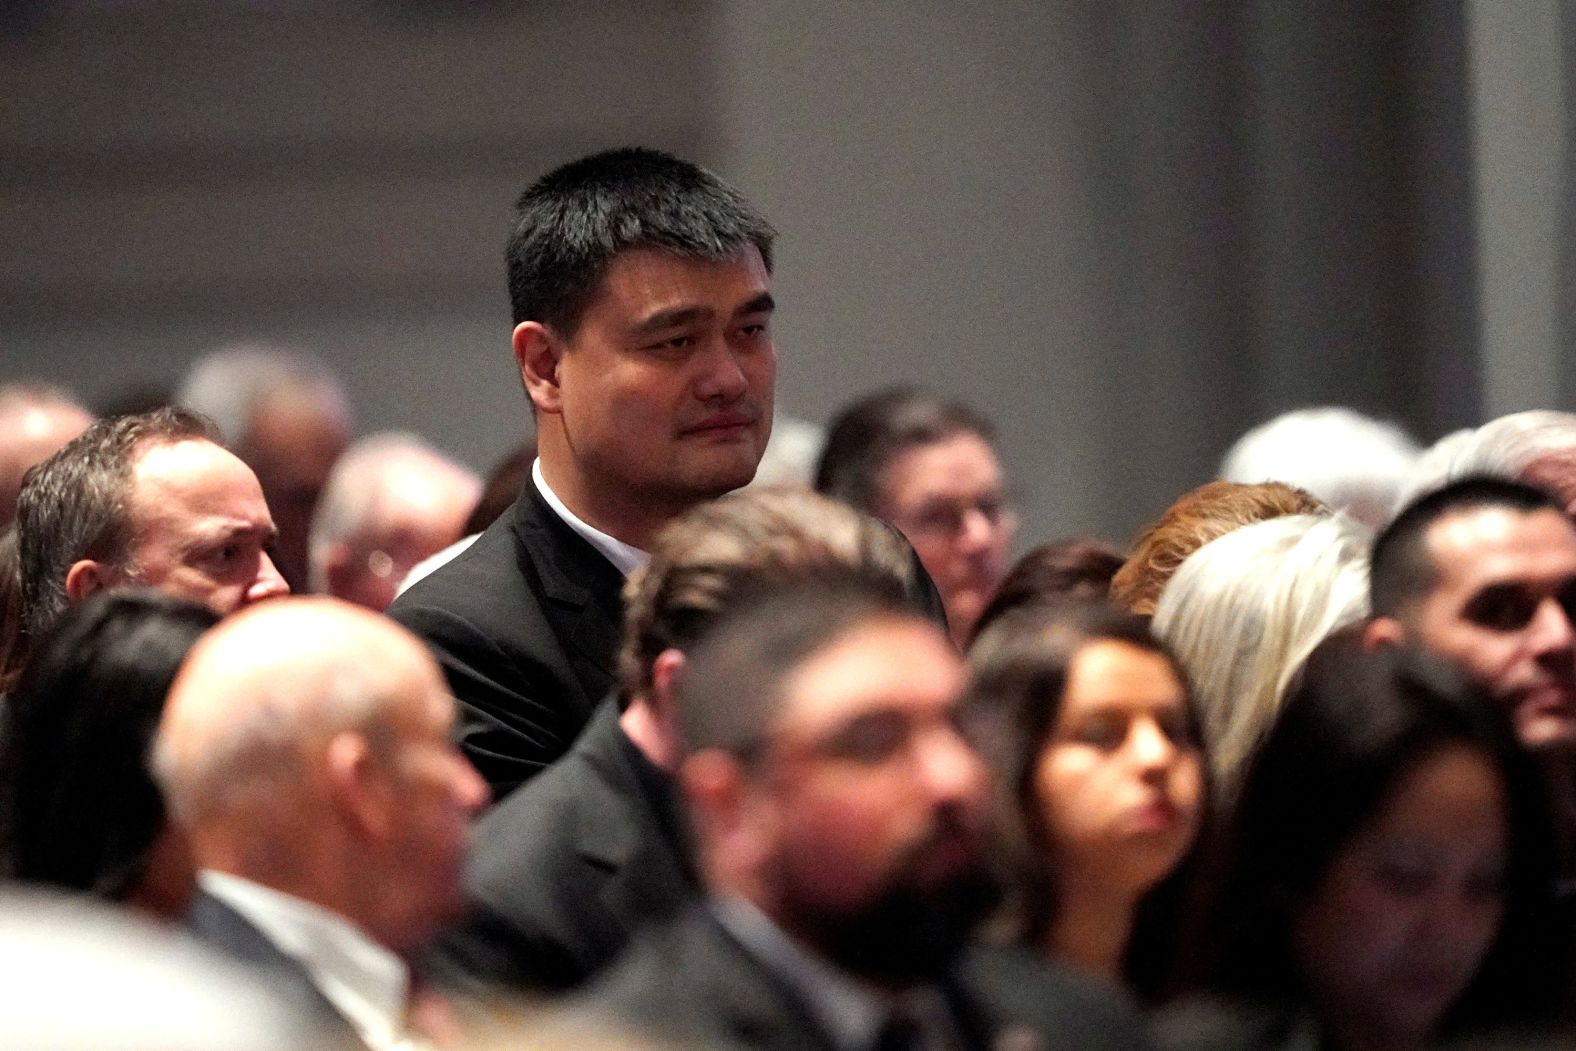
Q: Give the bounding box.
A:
[434,488,931,991]
[154,597,490,1049]
[389,147,777,798]
[579,582,1151,1051]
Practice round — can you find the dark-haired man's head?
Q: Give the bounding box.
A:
[815,389,1016,645]
[616,487,926,771]
[15,408,288,638]
[508,147,778,551]
[676,582,995,987]
[1367,477,1576,756]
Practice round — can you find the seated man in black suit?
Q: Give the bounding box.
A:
[388,147,778,799]
[434,488,932,992]
[154,597,490,1050]
[575,581,1152,1051]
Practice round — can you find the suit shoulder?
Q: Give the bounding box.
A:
[956,944,1157,1051]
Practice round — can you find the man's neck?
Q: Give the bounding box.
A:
[536,454,676,553]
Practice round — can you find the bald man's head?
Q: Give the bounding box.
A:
[156,597,487,950]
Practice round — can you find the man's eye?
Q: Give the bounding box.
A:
[823,713,910,764]
[1468,594,1536,631]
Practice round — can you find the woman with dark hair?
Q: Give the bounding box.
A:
[1166,638,1563,1050]
[0,590,218,919]
[966,599,1206,994]
[969,538,1125,644]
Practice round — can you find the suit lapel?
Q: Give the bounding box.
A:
[574,705,699,936]
[512,486,625,701]
[184,892,365,1046]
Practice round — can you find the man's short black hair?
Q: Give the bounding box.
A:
[1370,475,1564,618]
[506,146,776,332]
[813,388,994,512]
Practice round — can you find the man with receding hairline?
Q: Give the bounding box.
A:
[15,408,289,639]
[390,147,777,799]
[156,597,488,1050]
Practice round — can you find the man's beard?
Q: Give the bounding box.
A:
[781,823,1001,987]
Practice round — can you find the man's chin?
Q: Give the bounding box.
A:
[798,867,1000,987]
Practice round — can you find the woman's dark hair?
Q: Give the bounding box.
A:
[964,598,1204,991]
[970,538,1125,644]
[0,590,217,900]
[1202,635,1562,1030]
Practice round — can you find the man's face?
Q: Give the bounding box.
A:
[122,439,290,615]
[539,246,775,519]
[240,392,352,593]
[334,486,473,612]
[748,617,994,981]
[375,647,489,949]
[1410,506,1576,754]
[876,433,1017,643]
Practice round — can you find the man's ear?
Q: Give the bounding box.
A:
[1363,615,1407,651]
[650,649,687,721]
[63,559,111,606]
[513,321,564,415]
[323,732,391,840]
[679,749,746,839]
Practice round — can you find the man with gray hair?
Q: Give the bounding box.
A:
[1218,405,1420,534]
[156,597,489,1049]
[1394,410,1576,518]
[0,381,92,528]
[177,343,353,593]
[308,433,481,611]
[15,407,288,639]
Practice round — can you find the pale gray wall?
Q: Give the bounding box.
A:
[0,1,1509,545]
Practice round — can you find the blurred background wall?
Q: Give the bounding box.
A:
[0,0,1567,545]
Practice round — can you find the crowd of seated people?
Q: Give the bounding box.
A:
[4,146,1576,1050]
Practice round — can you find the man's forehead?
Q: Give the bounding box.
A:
[594,245,770,308]
[1425,505,1576,594]
[774,619,963,734]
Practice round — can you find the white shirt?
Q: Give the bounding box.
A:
[532,458,649,578]
[199,871,424,1051]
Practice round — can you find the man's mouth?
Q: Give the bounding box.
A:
[682,412,757,437]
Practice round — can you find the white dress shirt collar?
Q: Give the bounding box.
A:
[199,870,419,1051]
[531,459,649,578]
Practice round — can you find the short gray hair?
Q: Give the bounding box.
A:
[175,343,347,449]
[306,432,480,593]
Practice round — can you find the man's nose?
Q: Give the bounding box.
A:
[694,340,751,402]
[248,553,290,603]
[919,724,989,807]
[1531,596,1576,657]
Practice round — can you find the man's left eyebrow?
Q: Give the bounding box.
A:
[735,292,775,317]
[631,305,712,336]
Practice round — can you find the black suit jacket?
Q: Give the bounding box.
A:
[388,482,625,799]
[184,891,365,1048]
[430,700,697,993]
[577,906,1155,1051]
